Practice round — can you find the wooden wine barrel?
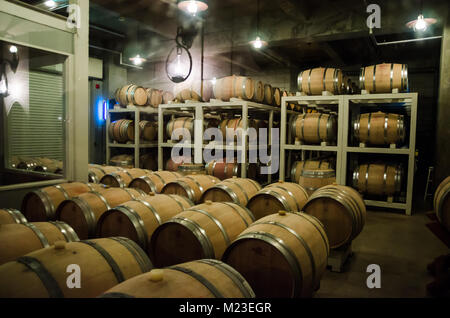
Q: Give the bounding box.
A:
[117,84,148,107]
[0,222,79,265]
[150,201,255,267]
[201,178,262,206]
[0,209,27,225]
[146,88,162,108]
[161,175,220,204]
[22,182,106,222]
[291,113,337,144]
[166,117,194,141]
[88,165,124,184]
[233,76,255,101]
[34,158,63,174]
[272,87,281,107]
[354,112,406,146]
[223,211,329,298]
[165,156,192,172]
[129,171,182,194]
[139,120,158,142]
[110,154,134,168]
[299,169,336,196]
[56,188,145,239]
[0,238,152,298]
[303,184,366,249]
[205,161,258,180]
[360,63,408,93]
[109,119,133,143]
[253,80,265,103]
[178,164,206,176]
[213,76,235,102]
[352,163,403,196]
[96,194,193,250]
[100,168,151,188]
[219,118,258,143]
[101,260,255,298]
[162,91,175,104]
[297,68,344,95]
[263,84,273,105]
[174,88,201,103]
[247,181,309,220]
[434,177,450,232]
[291,160,332,183]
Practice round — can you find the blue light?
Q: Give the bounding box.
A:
[96,96,107,122]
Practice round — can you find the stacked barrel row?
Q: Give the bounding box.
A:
[297,63,408,95]
[0,174,367,298]
[108,119,157,144]
[115,84,174,108]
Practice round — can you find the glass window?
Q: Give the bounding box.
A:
[1,40,66,187]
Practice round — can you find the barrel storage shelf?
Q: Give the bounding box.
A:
[280,93,345,185]
[342,93,418,215]
[106,106,159,168]
[158,98,299,183]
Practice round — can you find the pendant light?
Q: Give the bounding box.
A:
[250,0,267,49]
[406,0,436,32]
[166,26,194,83]
[177,0,208,16]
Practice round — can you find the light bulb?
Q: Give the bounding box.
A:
[9,46,18,54]
[211,77,217,85]
[174,54,183,76]
[414,15,427,31]
[0,74,7,95]
[253,37,263,49]
[44,0,56,7]
[187,1,198,14]
[130,55,146,66]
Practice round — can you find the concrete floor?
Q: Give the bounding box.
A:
[316,209,449,298]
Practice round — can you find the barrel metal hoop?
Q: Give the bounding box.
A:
[219,202,252,226]
[196,259,255,298]
[298,71,304,91]
[367,113,372,139]
[4,208,27,224]
[24,223,50,248]
[290,182,310,199]
[269,186,301,211]
[231,231,303,298]
[352,168,360,189]
[48,221,79,242]
[308,69,313,94]
[169,266,224,298]
[185,176,205,193]
[109,173,127,188]
[212,184,241,205]
[333,68,339,94]
[168,217,215,258]
[17,256,64,298]
[169,194,194,209]
[80,240,126,283]
[68,197,97,236]
[322,68,328,92]
[293,213,330,256]
[256,221,317,286]
[365,164,370,193]
[384,113,389,144]
[317,113,323,141]
[134,199,163,225]
[189,208,230,245]
[55,185,70,200]
[35,189,55,220]
[90,191,111,211]
[111,206,149,250]
[109,237,153,273]
[174,180,197,203]
[301,113,306,140]
[138,175,157,193]
[224,180,249,202]
[390,63,394,91]
[373,64,377,92]
[360,67,365,90]
[383,165,388,196]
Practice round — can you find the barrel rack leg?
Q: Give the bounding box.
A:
[327,242,353,273]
